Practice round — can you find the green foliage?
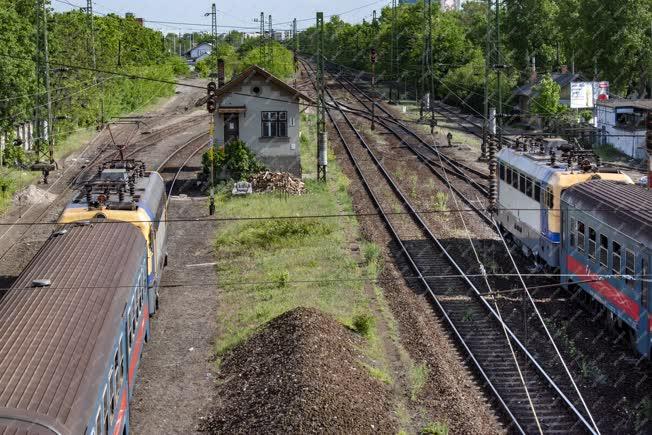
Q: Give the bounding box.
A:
[431,191,449,212]
[0,2,188,166]
[216,219,333,251]
[3,144,28,167]
[530,75,566,116]
[420,422,449,435]
[351,313,375,337]
[202,139,265,181]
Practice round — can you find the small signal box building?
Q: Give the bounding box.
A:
[212,65,314,177]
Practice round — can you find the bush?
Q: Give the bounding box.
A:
[202,139,265,181]
[3,144,28,167]
[351,313,375,337]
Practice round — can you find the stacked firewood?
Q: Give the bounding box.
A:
[250,171,306,195]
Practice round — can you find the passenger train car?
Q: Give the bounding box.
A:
[59,160,168,314]
[560,181,651,356]
[0,222,151,434]
[496,146,633,267]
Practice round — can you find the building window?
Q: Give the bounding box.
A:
[625,249,635,287]
[599,234,608,267]
[569,218,575,247]
[588,227,596,260]
[612,241,621,275]
[577,220,585,252]
[261,111,287,137]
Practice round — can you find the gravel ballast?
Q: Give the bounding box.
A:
[199,307,398,434]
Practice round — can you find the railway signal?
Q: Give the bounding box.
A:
[207,81,217,113]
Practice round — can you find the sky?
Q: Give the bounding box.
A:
[51,0,391,34]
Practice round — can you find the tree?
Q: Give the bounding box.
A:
[530,74,565,117]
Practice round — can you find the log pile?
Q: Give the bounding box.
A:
[249,171,306,195]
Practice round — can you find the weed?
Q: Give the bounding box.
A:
[462,309,474,322]
[217,219,332,251]
[432,191,449,212]
[363,242,381,265]
[420,421,449,435]
[409,362,429,400]
[271,270,290,288]
[363,363,392,384]
[352,313,375,337]
[409,175,418,198]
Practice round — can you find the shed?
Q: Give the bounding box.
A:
[513,72,585,113]
[595,99,652,159]
[211,65,314,177]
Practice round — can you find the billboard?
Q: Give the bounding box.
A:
[570,81,609,108]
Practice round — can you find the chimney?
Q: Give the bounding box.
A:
[560,64,568,74]
[647,112,652,188]
[530,56,537,84]
[217,59,225,88]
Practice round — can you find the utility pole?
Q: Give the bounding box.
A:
[481,0,491,160]
[426,0,435,134]
[258,12,265,68]
[390,0,397,103]
[211,3,218,74]
[316,12,327,182]
[85,0,104,125]
[495,0,502,154]
[293,18,298,73]
[34,0,54,168]
[372,9,377,26]
[268,14,273,69]
[370,48,377,131]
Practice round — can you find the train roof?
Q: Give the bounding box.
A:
[561,180,652,248]
[0,222,146,435]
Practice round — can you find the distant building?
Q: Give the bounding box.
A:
[184,42,212,64]
[596,99,652,159]
[211,65,314,177]
[440,0,462,10]
[512,72,586,113]
[399,0,417,4]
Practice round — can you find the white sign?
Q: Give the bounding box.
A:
[571,82,594,108]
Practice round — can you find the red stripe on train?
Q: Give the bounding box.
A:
[113,393,128,435]
[128,303,149,385]
[566,255,640,321]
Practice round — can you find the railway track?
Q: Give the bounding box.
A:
[300,58,598,434]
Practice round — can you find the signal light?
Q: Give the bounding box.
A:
[370,48,377,64]
[207,81,217,98]
[207,97,217,113]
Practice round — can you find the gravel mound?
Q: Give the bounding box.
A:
[199,307,398,434]
[14,185,57,206]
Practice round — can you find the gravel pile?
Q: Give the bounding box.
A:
[199,307,397,434]
[13,185,57,206]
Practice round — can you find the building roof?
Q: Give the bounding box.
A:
[184,42,212,57]
[0,222,146,434]
[214,64,315,104]
[513,72,584,97]
[561,180,652,247]
[596,99,652,110]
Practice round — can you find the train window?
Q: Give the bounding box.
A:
[102,387,109,433]
[588,228,596,261]
[499,164,504,180]
[108,369,115,418]
[511,169,519,189]
[95,409,102,435]
[625,250,635,288]
[600,235,608,267]
[546,187,554,209]
[612,241,622,275]
[577,221,585,252]
[506,167,512,184]
[534,182,541,203]
[569,218,576,247]
[525,178,533,198]
[519,173,526,194]
[118,340,124,387]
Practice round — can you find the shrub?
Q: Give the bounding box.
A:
[202,139,265,181]
[3,144,28,167]
[351,313,375,337]
[363,243,381,265]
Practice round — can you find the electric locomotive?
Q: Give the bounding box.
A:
[560,180,651,357]
[59,160,168,314]
[496,142,633,267]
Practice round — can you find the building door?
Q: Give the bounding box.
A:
[224,114,239,143]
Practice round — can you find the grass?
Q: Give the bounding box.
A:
[431,191,449,212]
[409,362,429,401]
[213,113,376,358]
[420,421,449,435]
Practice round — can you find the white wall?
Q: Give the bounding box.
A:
[596,105,647,158]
